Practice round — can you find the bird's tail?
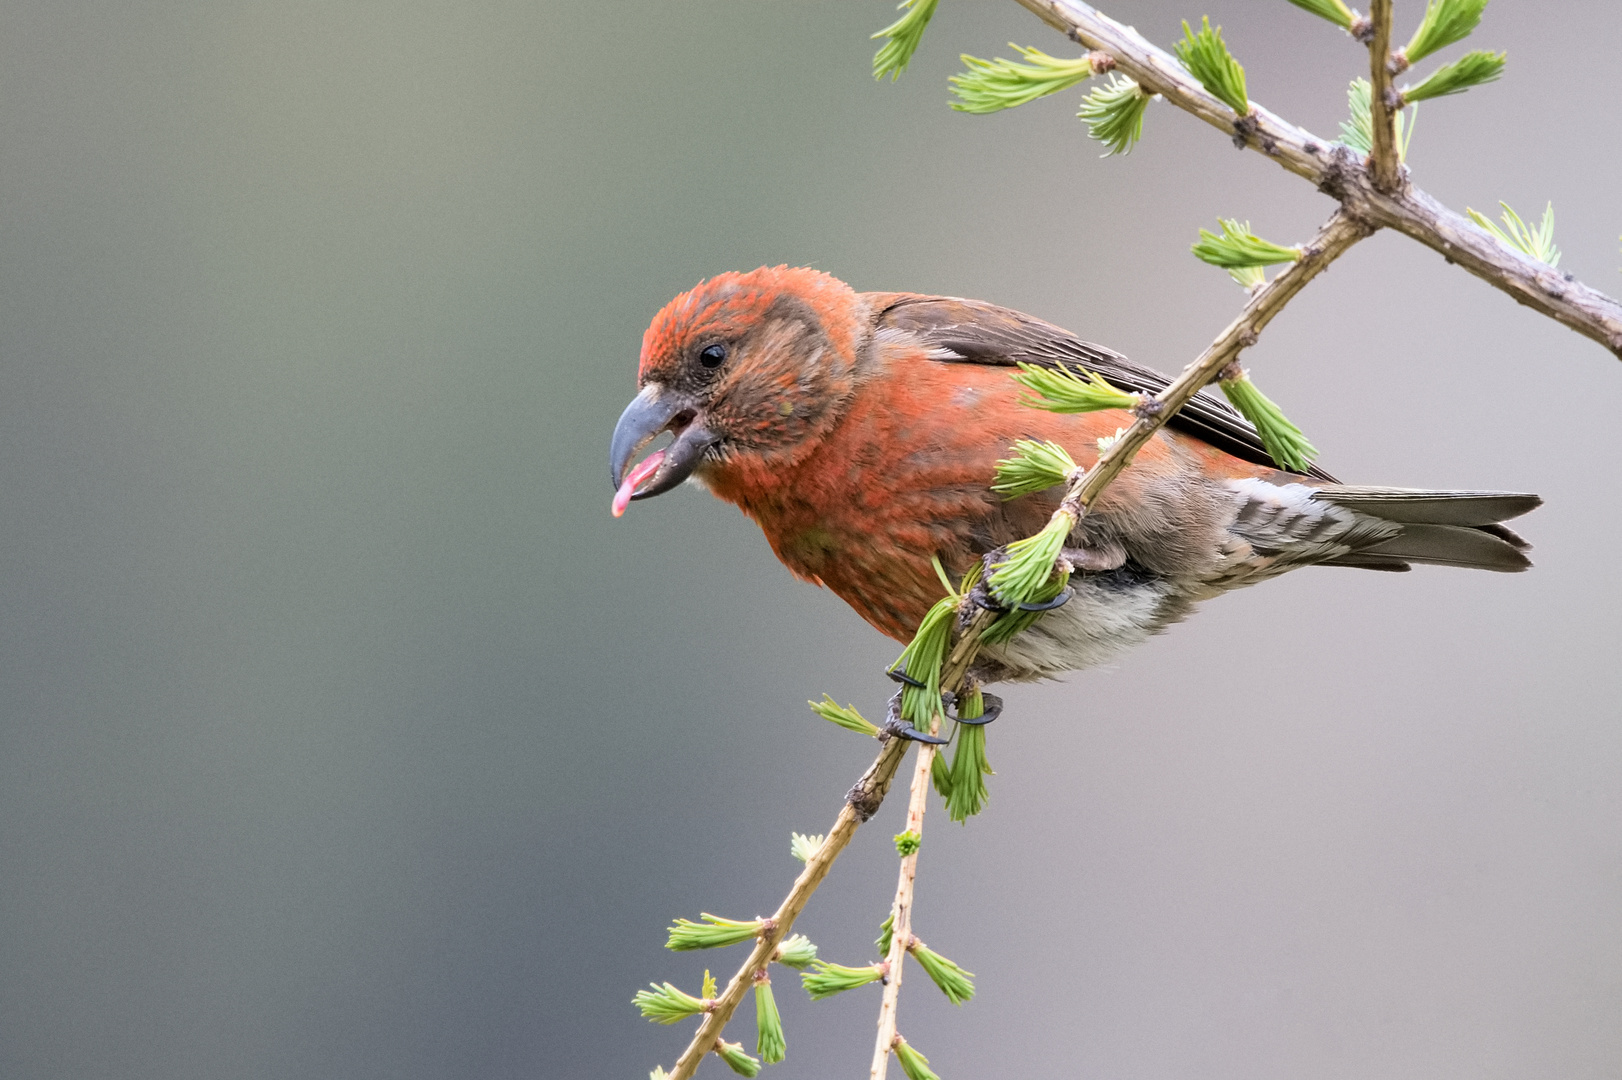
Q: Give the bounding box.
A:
[1312,486,1542,573]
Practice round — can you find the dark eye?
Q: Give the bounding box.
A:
[699,343,727,368]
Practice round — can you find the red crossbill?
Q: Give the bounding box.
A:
[610,266,1538,682]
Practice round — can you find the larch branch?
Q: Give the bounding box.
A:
[1064,210,1371,515]
[869,731,938,1080]
[1366,0,1402,191]
[667,735,910,1080]
[1012,0,1622,359]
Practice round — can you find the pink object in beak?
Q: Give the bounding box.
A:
[611,449,666,517]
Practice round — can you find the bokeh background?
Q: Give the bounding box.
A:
[1,2,1618,1078]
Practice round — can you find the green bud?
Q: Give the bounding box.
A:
[714,1038,761,1078]
[1402,49,1504,102]
[871,0,938,82]
[1283,0,1354,30]
[1219,371,1319,474]
[1340,78,1416,161]
[988,512,1071,608]
[666,914,764,951]
[789,831,826,863]
[632,981,709,1025]
[1191,219,1300,270]
[893,1036,942,1080]
[1465,200,1558,266]
[993,439,1078,498]
[773,933,819,969]
[980,572,1066,646]
[1077,74,1151,156]
[753,973,786,1065]
[876,913,895,957]
[951,45,1098,114]
[801,960,886,1001]
[1011,361,1139,414]
[1174,17,1249,116]
[1403,0,1489,65]
[809,695,881,737]
[908,939,976,1005]
[890,596,958,729]
[893,829,922,856]
[943,692,992,822]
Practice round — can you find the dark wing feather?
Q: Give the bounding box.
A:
[866,293,1336,481]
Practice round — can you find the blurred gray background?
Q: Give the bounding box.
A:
[0,2,1617,1078]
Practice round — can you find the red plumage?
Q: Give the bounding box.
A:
[611,267,1538,680]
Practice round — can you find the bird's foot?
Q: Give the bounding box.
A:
[884,667,927,689]
[882,688,950,744]
[948,691,1003,726]
[966,574,1075,614]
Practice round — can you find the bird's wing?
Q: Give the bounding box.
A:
[865,292,1336,481]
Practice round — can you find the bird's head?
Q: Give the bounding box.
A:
[610,266,866,515]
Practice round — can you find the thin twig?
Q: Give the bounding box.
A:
[667,735,910,1080]
[1366,0,1402,191]
[665,618,1004,1077]
[1016,0,1622,359]
[1067,209,1371,508]
[870,724,940,1079]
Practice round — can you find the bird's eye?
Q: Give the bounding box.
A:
[699,343,727,369]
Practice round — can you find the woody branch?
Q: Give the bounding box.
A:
[1365,0,1402,191]
[1013,0,1622,359]
[869,719,939,1079]
[1069,209,1370,511]
[665,736,910,1080]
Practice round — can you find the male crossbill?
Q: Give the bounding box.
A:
[610,267,1538,681]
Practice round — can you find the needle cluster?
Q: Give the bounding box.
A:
[1192,219,1301,270]
[908,939,976,1005]
[1077,74,1151,155]
[892,1036,942,1080]
[751,974,785,1065]
[1466,201,1560,267]
[1219,370,1320,473]
[941,686,992,821]
[1012,360,1139,414]
[800,961,886,1001]
[1174,17,1249,116]
[871,0,939,82]
[950,45,1099,114]
[1402,0,1489,65]
[988,512,1070,609]
[807,695,880,736]
[1340,78,1416,160]
[1283,0,1355,31]
[1402,49,1504,102]
[713,1038,760,1077]
[633,982,711,1025]
[993,438,1077,498]
[666,914,765,952]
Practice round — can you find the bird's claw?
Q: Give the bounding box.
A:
[1016,586,1074,612]
[885,667,928,688]
[967,582,1075,614]
[949,691,1003,726]
[883,688,951,744]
